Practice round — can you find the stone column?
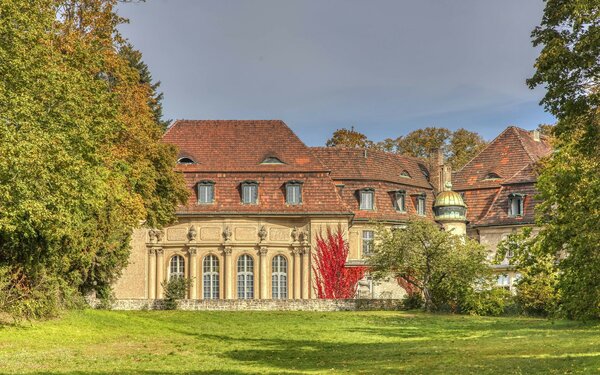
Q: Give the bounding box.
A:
[223,246,233,299]
[259,246,268,299]
[293,248,301,299]
[301,246,310,299]
[148,248,156,299]
[188,247,198,299]
[155,247,164,299]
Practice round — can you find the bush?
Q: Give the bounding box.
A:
[161,277,192,310]
[402,293,424,310]
[461,287,512,316]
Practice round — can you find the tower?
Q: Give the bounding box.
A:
[433,181,467,236]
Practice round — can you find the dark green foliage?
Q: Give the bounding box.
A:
[161,277,192,310]
[527,0,600,320]
[401,293,424,310]
[461,288,512,317]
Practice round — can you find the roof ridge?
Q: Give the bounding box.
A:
[511,126,537,164]
[454,126,514,174]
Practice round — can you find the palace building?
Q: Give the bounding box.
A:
[112,120,551,300]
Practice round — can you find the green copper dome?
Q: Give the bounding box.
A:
[434,182,467,222]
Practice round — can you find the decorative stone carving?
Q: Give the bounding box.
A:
[235,227,256,241]
[258,246,268,255]
[188,225,197,241]
[298,230,308,244]
[148,229,157,243]
[258,226,267,242]
[200,227,221,241]
[155,247,164,256]
[269,228,288,242]
[188,247,198,255]
[291,227,299,242]
[148,247,156,255]
[166,228,187,241]
[223,226,232,242]
[155,230,164,243]
[223,246,233,255]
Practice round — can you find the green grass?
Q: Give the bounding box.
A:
[0,310,599,374]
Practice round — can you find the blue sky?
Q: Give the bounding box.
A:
[117,0,555,146]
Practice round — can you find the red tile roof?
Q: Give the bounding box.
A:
[163,120,351,216]
[312,147,435,222]
[453,126,552,227]
[453,126,551,191]
[311,147,432,189]
[164,120,328,172]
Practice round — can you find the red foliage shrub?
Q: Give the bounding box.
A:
[312,227,366,299]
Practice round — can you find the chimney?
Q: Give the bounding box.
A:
[532,129,541,142]
[363,149,368,158]
[429,148,446,192]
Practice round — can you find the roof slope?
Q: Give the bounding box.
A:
[164,120,328,172]
[453,126,551,190]
[311,147,432,189]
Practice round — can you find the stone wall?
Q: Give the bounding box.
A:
[88,298,404,311]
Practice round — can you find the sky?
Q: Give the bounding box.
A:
[117,0,555,146]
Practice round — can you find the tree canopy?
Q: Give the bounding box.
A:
[0,0,187,318]
[528,0,600,319]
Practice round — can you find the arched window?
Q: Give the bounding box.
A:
[271,255,288,299]
[237,254,254,299]
[169,255,185,280]
[177,157,195,164]
[203,255,219,300]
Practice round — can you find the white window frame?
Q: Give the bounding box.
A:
[359,189,375,210]
[417,195,426,216]
[271,255,288,299]
[169,255,185,280]
[237,254,254,299]
[241,182,259,204]
[508,194,524,217]
[395,190,406,212]
[197,181,214,204]
[285,182,302,205]
[203,255,219,300]
[362,230,374,256]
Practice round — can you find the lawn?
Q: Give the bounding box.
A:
[0,310,599,374]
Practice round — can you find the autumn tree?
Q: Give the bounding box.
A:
[368,219,490,312]
[0,0,187,318]
[312,227,366,299]
[325,127,374,149]
[527,0,600,319]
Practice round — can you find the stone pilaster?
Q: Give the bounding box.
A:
[292,247,302,299]
[155,247,164,298]
[188,247,198,299]
[223,246,233,299]
[147,248,156,299]
[258,246,268,299]
[301,246,310,299]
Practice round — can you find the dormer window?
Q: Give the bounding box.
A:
[416,194,426,216]
[359,188,375,210]
[261,156,285,165]
[285,181,303,205]
[508,193,525,217]
[241,181,259,204]
[177,157,195,164]
[394,190,406,212]
[483,172,501,180]
[197,180,215,204]
[400,170,411,178]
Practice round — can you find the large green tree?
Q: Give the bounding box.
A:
[527,0,600,319]
[0,0,187,318]
[368,219,490,312]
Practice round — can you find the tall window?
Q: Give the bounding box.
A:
[508,194,524,217]
[359,189,375,210]
[203,255,219,300]
[271,255,288,299]
[395,190,406,212]
[197,181,214,204]
[285,182,302,205]
[241,182,258,204]
[417,195,426,216]
[237,254,254,299]
[362,230,374,255]
[169,255,185,280]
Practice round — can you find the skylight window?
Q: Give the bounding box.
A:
[400,170,411,178]
[261,156,285,165]
[483,172,501,180]
[177,157,195,164]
